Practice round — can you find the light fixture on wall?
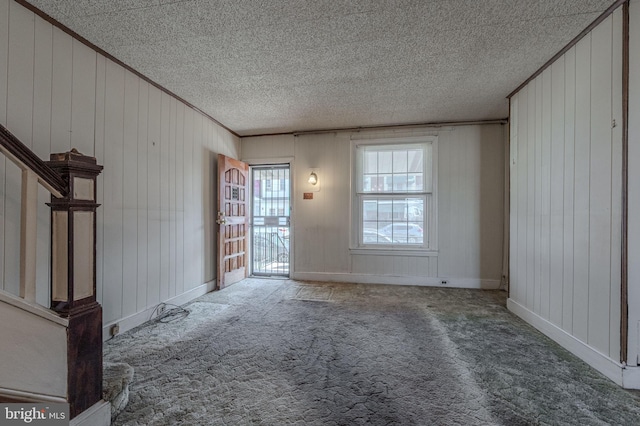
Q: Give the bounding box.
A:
[308,171,318,185]
[306,168,320,192]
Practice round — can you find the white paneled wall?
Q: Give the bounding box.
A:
[0,1,240,331]
[243,124,505,286]
[628,0,640,367]
[509,10,623,362]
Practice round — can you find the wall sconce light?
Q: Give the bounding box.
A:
[306,168,320,192]
[308,171,318,185]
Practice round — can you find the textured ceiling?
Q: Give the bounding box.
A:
[25,0,616,136]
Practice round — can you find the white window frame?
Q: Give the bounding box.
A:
[350,136,438,256]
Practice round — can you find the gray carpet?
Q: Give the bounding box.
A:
[104,279,640,425]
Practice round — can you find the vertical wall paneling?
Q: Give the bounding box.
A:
[102,60,125,323]
[516,88,529,304]
[33,17,53,305]
[509,8,624,368]
[588,17,613,354]
[549,58,566,327]
[0,0,8,125]
[94,55,106,305]
[628,0,640,365]
[320,133,350,272]
[160,92,170,301]
[562,47,576,333]
[435,126,504,281]
[32,17,52,159]
[0,0,240,337]
[572,34,592,343]
[2,160,19,295]
[50,27,72,153]
[609,8,623,361]
[35,187,50,306]
[182,108,194,290]
[168,97,177,297]
[479,125,504,283]
[122,70,139,317]
[146,86,161,307]
[509,98,518,300]
[540,69,552,319]
[437,126,452,277]
[4,3,34,295]
[530,75,544,314]
[7,2,33,147]
[136,81,149,312]
[526,82,536,310]
[203,119,213,282]
[175,102,185,295]
[70,40,96,156]
[200,115,209,283]
[192,113,204,287]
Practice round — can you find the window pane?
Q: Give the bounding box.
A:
[408,149,423,172]
[359,143,428,194]
[381,174,392,192]
[378,151,392,173]
[409,173,423,191]
[392,174,409,191]
[364,151,377,174]
[393,150,408,173]
[423,144,432,192]
[360,197,425,245]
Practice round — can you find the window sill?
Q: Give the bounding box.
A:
[349,248,439,257]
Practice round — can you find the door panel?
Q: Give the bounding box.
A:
[217,154,249,289]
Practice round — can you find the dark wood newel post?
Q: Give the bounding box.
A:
[46,149,104,419]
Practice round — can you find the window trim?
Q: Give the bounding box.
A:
[350,135,438,254]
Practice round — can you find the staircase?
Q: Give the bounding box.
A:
[103,363,135,421]
[0,123,110,425]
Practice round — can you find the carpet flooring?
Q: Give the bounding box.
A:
[104,279,640,425]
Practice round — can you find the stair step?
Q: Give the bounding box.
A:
[103,362,134,421]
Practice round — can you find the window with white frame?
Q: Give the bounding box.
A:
[353,137,436,250]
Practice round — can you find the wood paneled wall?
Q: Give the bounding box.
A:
[0,1,240,326]
[243,124,506,286]
[509,10,623,361]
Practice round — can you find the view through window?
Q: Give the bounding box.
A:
[355,140,435,249]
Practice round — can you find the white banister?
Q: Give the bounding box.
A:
[19,169,38,302]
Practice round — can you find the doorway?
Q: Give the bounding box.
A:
[251,165,290,276]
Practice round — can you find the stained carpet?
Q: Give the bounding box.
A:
[104,279,640,425]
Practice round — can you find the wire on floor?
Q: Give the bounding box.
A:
[149,302,190,323]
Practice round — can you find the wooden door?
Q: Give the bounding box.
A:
[217,154,249,290]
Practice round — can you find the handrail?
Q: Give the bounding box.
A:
[0,122,104,417]
[0,124,66,198]
[0,123,67,303]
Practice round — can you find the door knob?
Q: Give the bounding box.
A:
[216,212,226,225]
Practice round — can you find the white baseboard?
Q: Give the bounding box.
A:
[622,366,640,389]
[70,400,110,426]
[102,280,215,341]
[506,298,640,389]
[291,272,501,289]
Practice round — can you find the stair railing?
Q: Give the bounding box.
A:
[0,125,66,303]
[0,123,104,419]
